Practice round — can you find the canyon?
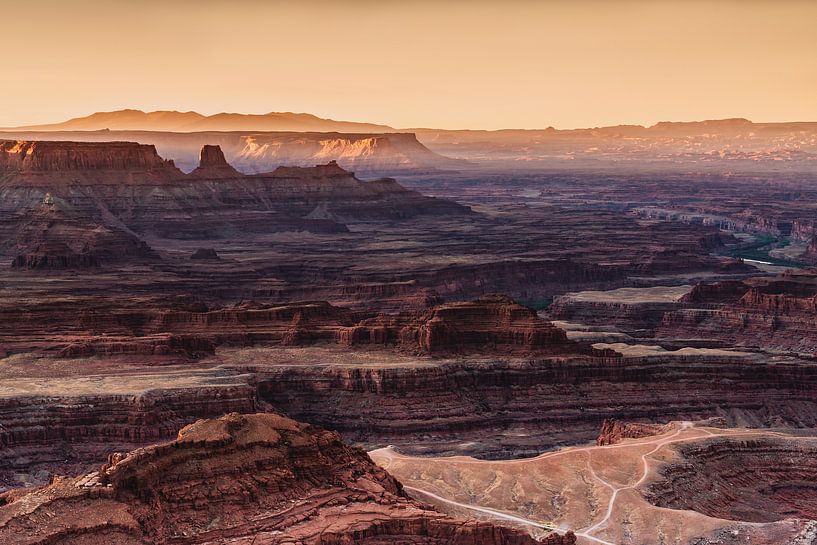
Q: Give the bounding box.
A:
[2,133,817,545]
[0,412,575,545]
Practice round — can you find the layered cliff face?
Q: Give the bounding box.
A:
[0,141,469,243]
[0,412,573,545]
[0,140,182,184]
[0,130,467,174]
[548,286,693,334]
[401,295,570,354]
[0,295,569,359]
[658,272,817,352]
[342,295,573,355]
[595,418,669,445]
[233,132,466,173]
[646,437,817,523]
[257,349,817,458]
[0,377,259,491]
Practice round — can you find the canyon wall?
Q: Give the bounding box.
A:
[0,412,575,545]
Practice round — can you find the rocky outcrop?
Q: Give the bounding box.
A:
[0,298,361,357]
[800,235,817,263]
[0,412,572,545]
[659,272,817,352]
[0,384,258,491]
[188,144,241,178]
[340,295,572,355]
[234,132,466,174]
[679,280,752,304]
[0,140,182,183]
[0,141,469,242]
[402,295,570,354]
[3,206,158,270]
[0,128,467,174]
[0,295,573,359]
[11,242,99,269]
[645,437,817,523]
[595,419,668,445]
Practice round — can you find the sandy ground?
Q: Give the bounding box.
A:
[558,285,693,304]
[370,423,812,545]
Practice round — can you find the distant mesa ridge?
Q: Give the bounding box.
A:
[0,139,176,172]
[0,139,381,182]
[2,108,395,133]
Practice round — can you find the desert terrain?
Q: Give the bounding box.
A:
[1,120,816,545]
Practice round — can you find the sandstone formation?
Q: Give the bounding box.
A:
[548,286,692,334]
[257,347,817,458]
[0,139,181,183]
[0,140,468,244]
[0,130,466,174]
[646,436,817,523]
[188,143,241,178]
[0,295,572,359]
[658,270,817,352]
[595,419,668,446]
[0,412,574,545]
[3,205,158,269]
[342,295,573,355]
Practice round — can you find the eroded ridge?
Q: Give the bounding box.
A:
[645,435,817,523]
[0,412,576,545]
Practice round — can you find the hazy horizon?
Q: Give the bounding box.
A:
[5,107,817,133]
[3,0,816,130]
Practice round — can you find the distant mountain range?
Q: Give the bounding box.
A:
[3,110,817,174]
[3,109,394,133]
[7,110,817,135]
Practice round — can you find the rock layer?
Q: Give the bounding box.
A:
[646,436,817,523]
[0,412,574,545]
[659,270,817,352]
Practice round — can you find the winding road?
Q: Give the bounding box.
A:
[370,422,797,545]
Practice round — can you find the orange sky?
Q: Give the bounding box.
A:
[2,0,816,129]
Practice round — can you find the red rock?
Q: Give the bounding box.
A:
[400,295,571,354]
[5,206,158,269]
[0,413,571,545]
[660,271,817,352]
[0,139,182,183]
[645,436,817,523]
[595,418,669,446]
[188,144,241,178]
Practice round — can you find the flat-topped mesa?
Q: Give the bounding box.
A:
[188,144,241,178]
[0,412,573,545]
[405,295,572,354]
[269,159,353,179]
[659,271,817,351]
[341,295,574,354]
[0,140,183,184]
